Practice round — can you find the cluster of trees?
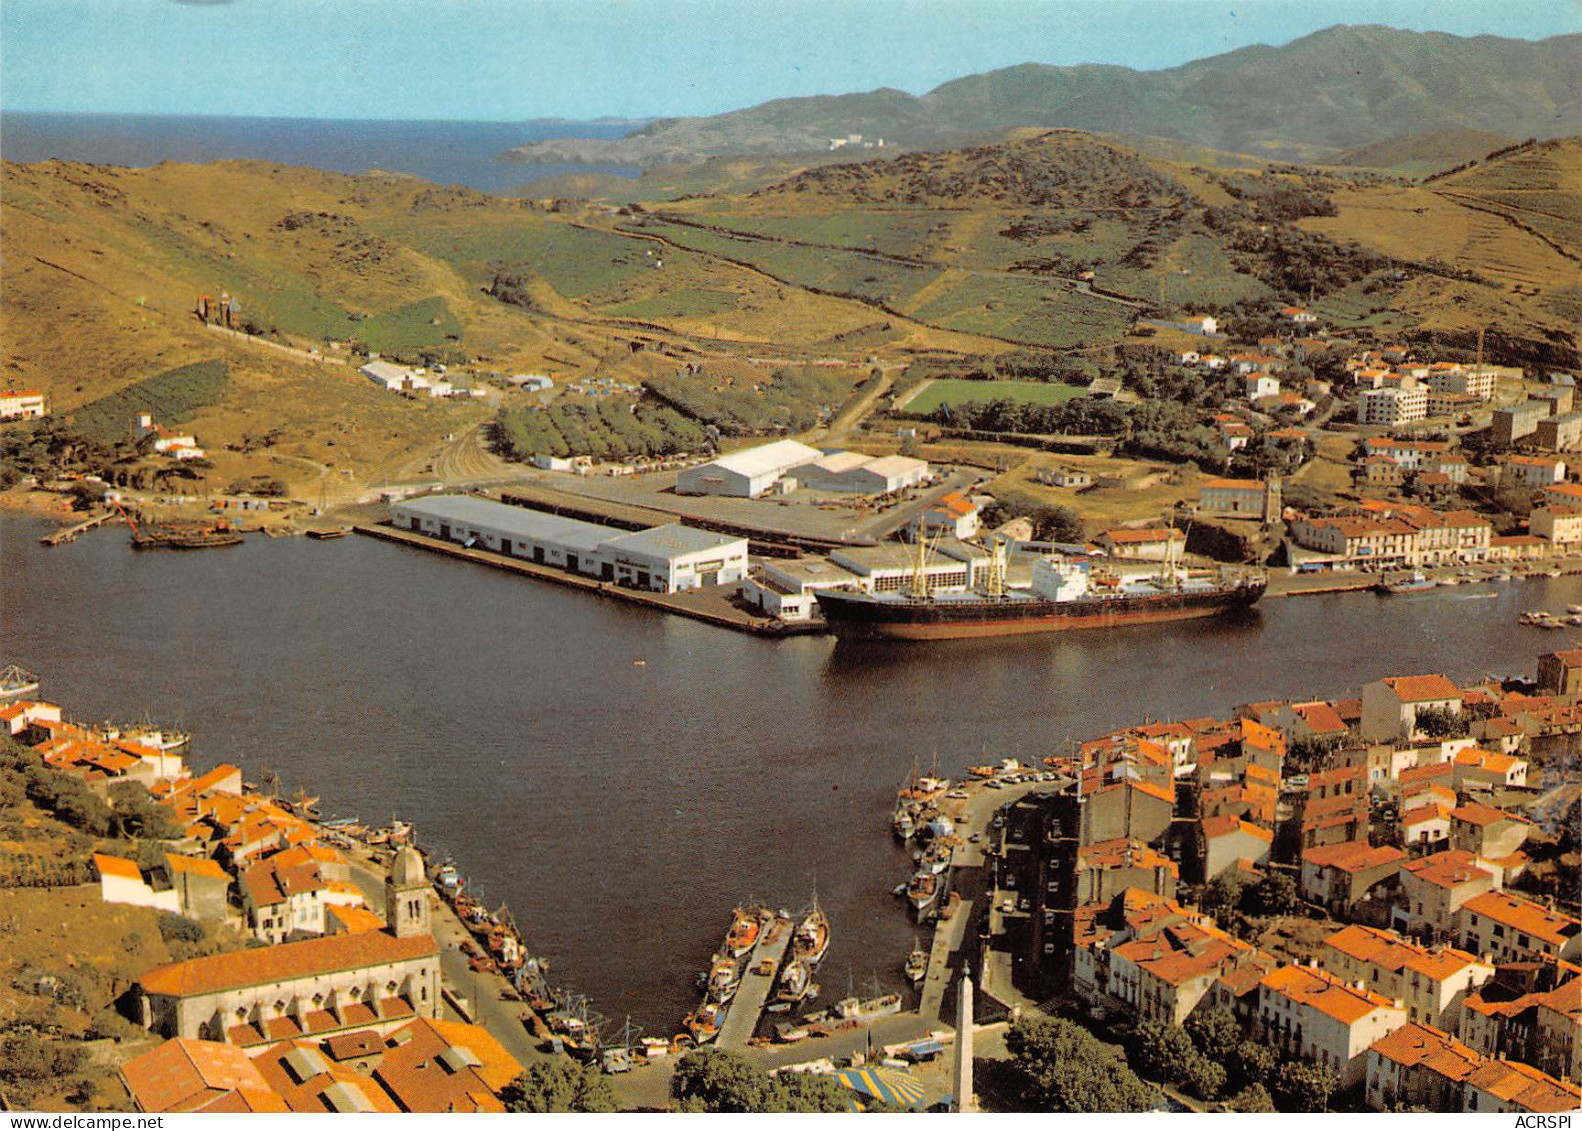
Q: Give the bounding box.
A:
[1196,869,1301,924]
[224,476,288,498]
[979,497,1084,543]
[999,1015,1153,1110]
[0,421,117,488]
[646,365,851,435]
[0,736,180,843]
[1124,1010,1334,1110]
[1217,174,1339,223]
[491,399,709,462]
[500,1060,617,1113]
[669,1047,862,1112]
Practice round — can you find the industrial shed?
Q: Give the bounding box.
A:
[390,497,746,593]
[676,440,821,498]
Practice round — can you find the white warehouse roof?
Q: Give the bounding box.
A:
[602,524,745,557]
[710,440,822,478]
[393,495,609,552]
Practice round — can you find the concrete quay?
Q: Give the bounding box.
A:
[354,522,818,636]
[716,916,795,1048]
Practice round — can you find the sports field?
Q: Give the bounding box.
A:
[903,378,1087,414]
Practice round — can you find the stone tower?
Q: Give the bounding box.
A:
[385,845,430,939]
[1263,473,1283,526]
[953,965,977,1113]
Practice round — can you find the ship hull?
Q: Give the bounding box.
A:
[816,582,1264,641]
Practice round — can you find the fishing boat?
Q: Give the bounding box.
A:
[892,805,916,841]
[97,719,191,752]
[682,1000,726,1045]
[0,665,42,703]
[725,907,763,957]
[906,871,941,920]
[904,944,928,987]
[773,957,816,1006]
[1377,570,1435,594]
[793,899,831,966]
[916,842,952,875]
[829,993,903,1022]
[705,954,740,1004]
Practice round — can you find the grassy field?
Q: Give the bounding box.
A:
[905,377,1087,414]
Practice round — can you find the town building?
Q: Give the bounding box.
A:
[1360,675,1464,742]
[1198,477,1280,521]
[1458,891,1582,965]
[1394,851,1500,939]
[676,439,822,497]
[120,1037,288,1113]
[1093,527,1186,561]
[1536,648,1582,695]
[1358,383,1428,427]
[1534,411,1582,451]
[1200,814,1272,879]
[1529,505,1582,549]
[1425,365,1497,401]
[0,389,48,420]
[1255,964,1408,1088]
[1503,455,1567,488]
[916,491,981,540]
[1323,925,1494,1030]
[1300,840,1406,915]
[1493,402,1549,445]
[392,496,747,593]
[1365,1023,1580,1114]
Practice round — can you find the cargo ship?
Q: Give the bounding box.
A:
[816,539,1264,642]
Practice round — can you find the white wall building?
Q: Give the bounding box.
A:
[0,389,48,420]
[391,496,746,593]
[676,440,822,498]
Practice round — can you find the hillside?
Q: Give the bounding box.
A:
[1333,128,1515,175]
[626,129,1579,365]
[0,157,1006,495]
[501,26,1581,167]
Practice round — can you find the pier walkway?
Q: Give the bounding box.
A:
[40,511,117,546]
[716,918,794,1048]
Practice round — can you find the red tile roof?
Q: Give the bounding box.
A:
[141,931,438,998]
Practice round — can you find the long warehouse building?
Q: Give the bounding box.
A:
[391,496,748,593]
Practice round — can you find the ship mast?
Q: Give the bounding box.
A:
[907,525,941,599]
[985,537,1008,599]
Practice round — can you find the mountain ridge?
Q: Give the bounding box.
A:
[501,25,1581,167]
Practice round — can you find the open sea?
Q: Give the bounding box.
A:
[0,112,639,194]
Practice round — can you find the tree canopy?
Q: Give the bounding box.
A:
[1003,1016,1154,1112]
[501,1059,616,1113]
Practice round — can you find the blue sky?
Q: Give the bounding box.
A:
[3,0,1577,121]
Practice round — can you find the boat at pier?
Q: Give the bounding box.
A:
[826,993,903,1023]
[771,957,817,1008]
[725,906,764,957]
[682,1000,727,1045]
[1377,571,1435,594]
[904,943,928,987]
[792,899,831,967]
[1,665,41,703]
[816,537,1263,641]
[705,954,741,1004]
[96,719,190,752]
[906,871,941,920]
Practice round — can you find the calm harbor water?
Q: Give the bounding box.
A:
[1,512,1572,1033]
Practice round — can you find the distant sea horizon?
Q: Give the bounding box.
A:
[0,111,643,194]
